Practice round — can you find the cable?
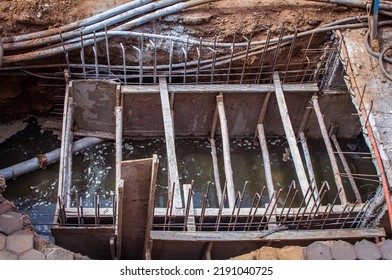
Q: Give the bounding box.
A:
[379,45,392,81]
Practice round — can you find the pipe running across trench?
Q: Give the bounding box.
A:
[337,30,392,232]
[0,137,104,181]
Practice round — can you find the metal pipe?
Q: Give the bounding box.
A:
[0,137,104,181]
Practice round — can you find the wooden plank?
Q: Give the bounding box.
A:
[297,106,312,137]
[116,180,124,259]
[119,158,153,260]
[66,203,367,218]
[115,106,123,189]
[210,139,223,203]
[257,124,274,199]
[210,106,219,139]
[273,72,311,205]
[64,97,74,208]
[57,81,71,210]
[51,226,114,259]
[311,96,348,205]
[150,227,386,242]
[121,83,319,95]
[73,80,117,133]
[143,155,159,259]
[299,132,320,203]
[183,184,196,232]
[257,92,271,125]
[331,134,362,202]
[216,95,236,208]
[159,77,182,211]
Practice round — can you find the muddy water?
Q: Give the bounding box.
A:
[1,118,378,235]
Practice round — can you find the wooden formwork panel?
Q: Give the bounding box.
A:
[72,80,117,133]
[119,158,154,260]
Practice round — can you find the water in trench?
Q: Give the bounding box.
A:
[1,117,378,236]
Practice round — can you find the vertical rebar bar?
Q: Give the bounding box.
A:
[120,43,127,85]
[240,35,251,84]
[104,26,111,76]
[255,30,271,84]
[199,181,211,231]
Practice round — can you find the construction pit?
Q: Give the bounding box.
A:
[0,0,392,260]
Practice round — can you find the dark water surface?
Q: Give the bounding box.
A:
[1,118,378,235]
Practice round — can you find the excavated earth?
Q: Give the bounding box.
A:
[0,0,366,122]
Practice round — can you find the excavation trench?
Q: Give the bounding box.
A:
[0,27,387,259]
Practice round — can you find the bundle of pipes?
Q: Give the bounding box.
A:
[1,0,218,64]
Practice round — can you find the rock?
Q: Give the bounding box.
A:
[306,241,332,260]
[0,250,17,260]
[33,234,48,252]
[45,247,74,260]
[331,240,357,260]
[257,246,279,260]
[354,240,381,260]
[230,250,257,260]
[0,211,23,235]
[19,249,45,260]
[73,253,90,260]
[379,239,392,260]
[0,200,15,215]
[6,230,34,255]
[181,12,213,25]
[277,246,306,260]
[0,233,5,250]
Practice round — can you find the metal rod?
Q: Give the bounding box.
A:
[246,186,266,230]
[59,32,71,74]
[80,195,84,225]
[132,45,143,85]
[240,35,251,84]
[120,43,127,85]
[76,192,81,225]
[341,201,358,229]
[151,38,157,84]
[331,134,362,202]
[184,181,194,231]
[80,31,86,80]
[321,188,342,229]
[199,181,211,231]
[181,47,188,84]
[270,26,285,81]
[168,182,176,230]
[169,39,173,84]
[256,30,271,84]
[306,188,329,229]
[279,181,295,218]
[282,189,299,225]
[335,203,349,227]
[263,189,282,230]
[257,191,276,230]
[283,27,297,82]
[215,181,227,231]
[350,201,369,228]
[104,26,111,75]
[232,181,248,231]
[227,33,236,84]
[112,192,116,227]
[196,37,202,84]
